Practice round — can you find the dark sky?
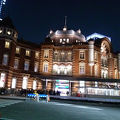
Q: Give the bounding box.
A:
[7,0,120,51]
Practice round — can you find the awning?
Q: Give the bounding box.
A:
[31,74,120,83]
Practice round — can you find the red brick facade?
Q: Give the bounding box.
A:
[0,17,120,96]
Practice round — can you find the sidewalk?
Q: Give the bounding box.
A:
[0,95,120,103]
[50,95,120,103]
[0,95,26,101]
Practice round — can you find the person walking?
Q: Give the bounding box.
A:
[36,93,39,102]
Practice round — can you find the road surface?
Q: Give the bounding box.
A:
[0,99,120,120]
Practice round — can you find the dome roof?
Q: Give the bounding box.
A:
[47,27,86,43]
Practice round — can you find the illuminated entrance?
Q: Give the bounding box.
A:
[55,80,69,96]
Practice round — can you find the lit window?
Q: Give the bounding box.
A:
[53,64,72,75]
[43,62,48,72]
[16,47,20,54]
[35,52,39,59]
[62,42,65,44]
[67,38,69,43]
[2,54,8,65]
[11,78,17,89]
[7,31,11,35]
[44,50,49,58]
[60,39,62,43]
[79,63,85,74]
[14,59,19,69]
[80,52,85,59]
[33,80,37,90]
[101,69,108,78]
[0,73,6,88]
[22,76,28,89]
[24,61,29,71]
[26,50,30,56]
[5,41,10,48]
[34,62,39,72]
[68,52,72,61]
[95,82,98,87]
[79,81,85,93]
[0,29,2,33]
[54,51,58,61]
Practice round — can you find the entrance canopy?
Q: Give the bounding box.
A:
[31,74,120,83]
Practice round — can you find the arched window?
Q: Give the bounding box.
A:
[43,61,49,72]
[33,80,37,90]
[79,62,85,74]
[22,76,28,89]
[11,78,17,89]
[53,64,72,75]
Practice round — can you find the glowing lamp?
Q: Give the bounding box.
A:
[63,27,67,31]
[0,30,2,33]
[7,31,11,35]
[50,30,53,34]
[77,29,81,34]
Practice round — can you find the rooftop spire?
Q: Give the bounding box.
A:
[64,16,67,27]
[63,16,67,31]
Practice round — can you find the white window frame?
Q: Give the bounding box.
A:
[14,59,19,69]
[43,62,48,72]
[33,80,37,90]
[79,51,85,60]
[44,49,49,58]
[11,78,17,89]
[79,62,85,74]
[22,76,28,89]
[34,62,39,72]
[2,54,8,66]
[24,60,29,71]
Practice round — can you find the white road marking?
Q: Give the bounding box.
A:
[49,102,102,111]
[0,99,22,108]
[0,118,15,120]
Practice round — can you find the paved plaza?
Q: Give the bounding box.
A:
[0,99,120,120]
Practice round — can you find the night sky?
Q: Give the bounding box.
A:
[7,0,120,51]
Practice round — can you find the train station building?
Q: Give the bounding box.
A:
[0,17,120,96]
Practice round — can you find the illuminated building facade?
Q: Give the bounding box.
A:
[0,17,120,96]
